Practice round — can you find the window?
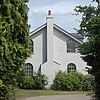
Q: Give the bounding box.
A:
[76,48,80,53]
[67,63,76,73]
[25,63,33,77]
[67,40,76,53]
[30,39,34,53]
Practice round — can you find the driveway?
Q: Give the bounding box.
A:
[26,94,91,100]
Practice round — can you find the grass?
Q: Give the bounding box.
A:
[15,88,91,97]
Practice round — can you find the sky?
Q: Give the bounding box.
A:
[27,0,96,33]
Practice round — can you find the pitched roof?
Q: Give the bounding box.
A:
[70,33,84,41]
[30,23,83,44]
[30,23,46,36]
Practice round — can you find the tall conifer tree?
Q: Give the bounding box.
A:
[0,0,30,99]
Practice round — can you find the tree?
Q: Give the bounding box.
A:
[0,0,30,99]
[75,0,100,99]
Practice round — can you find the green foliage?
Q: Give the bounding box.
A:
[0,0,30,99]
[82,74,95,91]
[0,80,4,88]
[16,67,26,87]
[53,71,84,91]
[19,77,35,89]
[75,1,100,99]
[33,72,48,90]
[75,1,100,73]
[17,71,48,90]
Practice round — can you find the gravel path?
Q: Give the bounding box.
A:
[17,94,91,100]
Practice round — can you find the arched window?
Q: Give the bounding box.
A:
[67,63,76,73]
[30,39,34,53]
[25,63,33,77]
[67,40,76,53]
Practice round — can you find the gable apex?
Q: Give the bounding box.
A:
[30,23,83,44]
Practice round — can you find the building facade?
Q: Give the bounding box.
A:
[25,11,88,87]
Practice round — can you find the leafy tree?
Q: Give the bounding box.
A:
[0,0,30,99]
[75,0,100,99]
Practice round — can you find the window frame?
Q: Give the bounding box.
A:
[67,63,76,73]
[67,39,76,53]
[25,63,33,77]
[30,39,34,53]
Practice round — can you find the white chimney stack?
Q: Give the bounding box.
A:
[46,10,54,62]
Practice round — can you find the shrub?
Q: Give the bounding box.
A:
[53,71,85,91]
[17,71,48,90]
[82,74,95,91]
[33,72,48,89]
[16,68,26,87]
[19,77,35,89]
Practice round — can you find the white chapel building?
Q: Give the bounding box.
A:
[25,11,88,87]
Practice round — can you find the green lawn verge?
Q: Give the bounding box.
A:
[15,88,91,96]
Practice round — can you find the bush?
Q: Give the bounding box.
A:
[82,74,95,91]
[33,72,48,89]
[16,69,26,87]
[17,71,48,90]
[19,77,35,89]
[52,71,85,91]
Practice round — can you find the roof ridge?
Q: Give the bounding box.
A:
[30,23,83,43]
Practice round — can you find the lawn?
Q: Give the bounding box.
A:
[15,88,91,97]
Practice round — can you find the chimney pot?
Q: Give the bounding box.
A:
[48,10,51,16]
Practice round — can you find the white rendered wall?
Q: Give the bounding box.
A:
[53,28,88,74]
[26,28,47,72]
[41,27,88,87]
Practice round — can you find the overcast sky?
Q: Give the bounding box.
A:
[27,0,96,33]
